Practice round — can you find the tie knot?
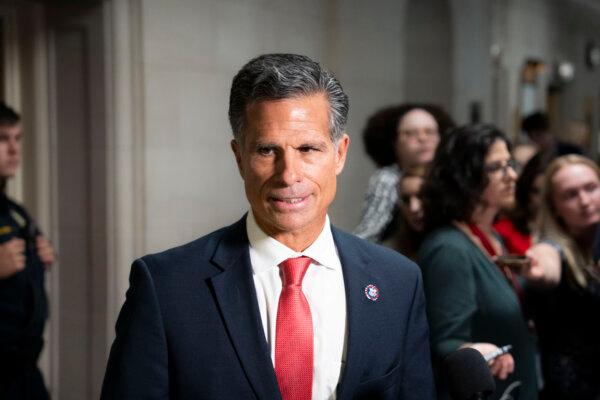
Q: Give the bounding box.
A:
[279,256,312,287]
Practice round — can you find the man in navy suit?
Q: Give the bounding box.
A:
[101,53,434,399]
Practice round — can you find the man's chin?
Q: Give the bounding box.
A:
[0,171,15,180]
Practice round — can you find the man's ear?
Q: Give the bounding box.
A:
[334,133,350,175]
[231,139,244,177]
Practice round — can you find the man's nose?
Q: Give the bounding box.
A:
[8,138,19,154]
[277,151,301,185]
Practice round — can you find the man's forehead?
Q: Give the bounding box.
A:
[243,96,331,138]
[246,125,332,146]
[0,122,21,133]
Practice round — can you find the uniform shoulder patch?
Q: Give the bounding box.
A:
[9,209,26,228]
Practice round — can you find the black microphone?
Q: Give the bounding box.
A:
[442,348,495,400]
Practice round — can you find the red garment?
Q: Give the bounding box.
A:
[468,223,526,309]
[493,217,532,255]
[275,256,313,400]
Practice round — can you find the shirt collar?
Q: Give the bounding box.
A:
[246,210,340,275]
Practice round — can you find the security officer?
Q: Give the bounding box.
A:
[0,102,55,399]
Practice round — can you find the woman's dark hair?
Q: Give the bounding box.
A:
[421,124,512,232]
[508,151,554,234]
[363,103,455,167]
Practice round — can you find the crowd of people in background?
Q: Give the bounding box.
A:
[353,103,454,242]
[357,105,600,400]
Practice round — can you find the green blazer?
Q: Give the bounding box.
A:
[418,226,538,400]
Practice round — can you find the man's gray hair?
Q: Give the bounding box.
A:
[228,53,349,145]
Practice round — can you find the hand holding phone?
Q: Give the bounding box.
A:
[495,254,530,272]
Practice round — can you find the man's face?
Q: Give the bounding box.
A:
[231,94,349,249]
[529,129,553,150]
[0,123,21,179]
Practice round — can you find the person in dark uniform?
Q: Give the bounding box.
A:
[0,102,55,400]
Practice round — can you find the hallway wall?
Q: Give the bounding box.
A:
[137,0,408,253]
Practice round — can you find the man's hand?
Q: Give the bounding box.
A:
[488,353,514,380]
[0,238,25,278]
[37,236,55,270]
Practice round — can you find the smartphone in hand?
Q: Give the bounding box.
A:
[496,255,530,272]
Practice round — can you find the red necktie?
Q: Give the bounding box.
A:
[275,256,313,400]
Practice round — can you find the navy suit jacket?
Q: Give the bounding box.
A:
[101,216,434,399]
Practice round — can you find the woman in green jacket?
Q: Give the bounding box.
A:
[418,124,538,400]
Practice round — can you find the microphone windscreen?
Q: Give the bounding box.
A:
[442,348,495,400]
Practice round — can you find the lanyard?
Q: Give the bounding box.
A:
[467,223,527,310]
[467,223,498,257]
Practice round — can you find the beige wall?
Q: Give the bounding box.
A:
[138,0,407,253]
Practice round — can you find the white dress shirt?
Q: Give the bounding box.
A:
[247,211,347,400]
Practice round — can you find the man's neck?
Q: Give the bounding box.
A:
[271,232,320,252]
[252,213,327,252]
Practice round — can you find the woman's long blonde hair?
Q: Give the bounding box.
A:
[537,154,600,288]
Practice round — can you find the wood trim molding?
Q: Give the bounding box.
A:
[103,0,146,351]
[0,5,23,200]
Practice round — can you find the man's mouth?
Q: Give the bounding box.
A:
[280,197,304,203]
[269,195,310,209]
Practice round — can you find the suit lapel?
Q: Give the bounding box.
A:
[209,217,281,400]
[333,228,378,399]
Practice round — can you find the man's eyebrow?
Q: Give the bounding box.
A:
[298,140,328,149]
[251,140,279,148]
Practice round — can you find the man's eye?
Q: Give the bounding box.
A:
[299,146,317,153]
[257,147,274,156]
